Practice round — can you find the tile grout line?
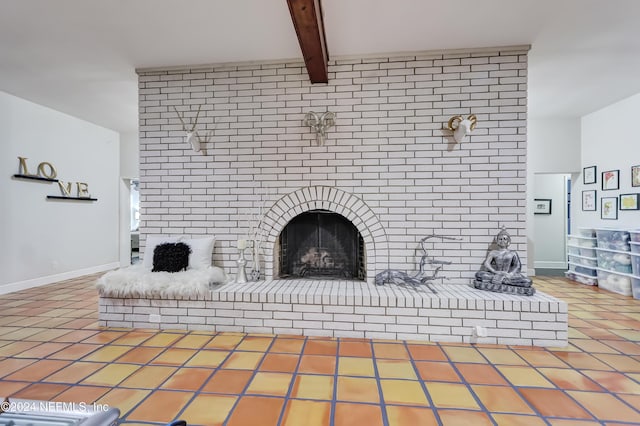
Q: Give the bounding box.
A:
[402,340,443,425]
[496,344,556,424]
[370,339,391,426]
[330,338,339,426]
[271,335,306,426]
[166,331,233,425]
[108,330,214,422]
[449,343,509,423]
[219,334,285,426]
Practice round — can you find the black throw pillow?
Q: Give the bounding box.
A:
[152,242,191,272]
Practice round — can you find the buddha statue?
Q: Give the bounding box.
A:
[474,228,535,296]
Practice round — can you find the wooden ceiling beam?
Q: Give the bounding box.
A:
[287,0,329,84]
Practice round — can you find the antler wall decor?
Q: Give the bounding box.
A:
[303,111,336,146]
[447,114,477,143]
[173,105,207,152]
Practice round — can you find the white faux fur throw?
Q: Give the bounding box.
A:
[96,264,228,298]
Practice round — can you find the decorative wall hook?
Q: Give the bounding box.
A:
[303,111,335,146]
[173,105,204,152]
[447,114,477,143]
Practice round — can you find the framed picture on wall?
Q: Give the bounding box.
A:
[632,165,640,187]
[601,197,618,220]
[533,198,552,215]
[620,193,639,210]
[583,166,597,185]
[602,170,620,191]
[582,190,597,211]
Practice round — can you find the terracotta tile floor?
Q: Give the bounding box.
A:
[1,275,639,425]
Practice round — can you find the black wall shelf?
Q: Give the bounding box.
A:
[47,195,97,202]
[13,174,58,182]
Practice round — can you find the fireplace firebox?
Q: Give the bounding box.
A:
[278,210,365,280]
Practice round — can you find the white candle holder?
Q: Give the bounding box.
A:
[234,247,248,284]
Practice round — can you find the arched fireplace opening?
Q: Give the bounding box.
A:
[277,210,365,280]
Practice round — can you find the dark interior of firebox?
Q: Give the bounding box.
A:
[279,210,365,280]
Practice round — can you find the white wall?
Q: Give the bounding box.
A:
[528,119,581,173]
[120,131,139,179]
[0,91,120,293]
[573,93,640,229]
[533,174,569,270]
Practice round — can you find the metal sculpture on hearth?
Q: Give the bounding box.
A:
[375,234,462,293]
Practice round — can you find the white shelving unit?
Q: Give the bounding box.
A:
[565,230,598,286]
[594,228,638,297]
[566,228,640,298]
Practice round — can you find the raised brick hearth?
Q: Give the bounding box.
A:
[99,281,568,347]
[125,45,567,347]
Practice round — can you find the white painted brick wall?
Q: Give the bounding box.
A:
[137,46,528,284]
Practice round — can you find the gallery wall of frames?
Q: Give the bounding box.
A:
[581,164,640,220]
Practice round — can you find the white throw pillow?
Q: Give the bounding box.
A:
[183,237,216,270]
[143,235,182,270]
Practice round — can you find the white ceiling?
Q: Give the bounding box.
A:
[1,0,639,135]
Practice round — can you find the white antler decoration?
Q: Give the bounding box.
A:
[304,111,336,146]
[173,105,203,152]
[447,114,477,143]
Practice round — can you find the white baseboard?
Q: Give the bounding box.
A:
[534,261,567,270]
[0,262,119,295]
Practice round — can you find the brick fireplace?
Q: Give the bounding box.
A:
[263,186,385,284]
[137,45,530,283]
[105,45,571,346]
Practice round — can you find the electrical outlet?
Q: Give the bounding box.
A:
[473,325,488,337]
[149,314,161,323]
